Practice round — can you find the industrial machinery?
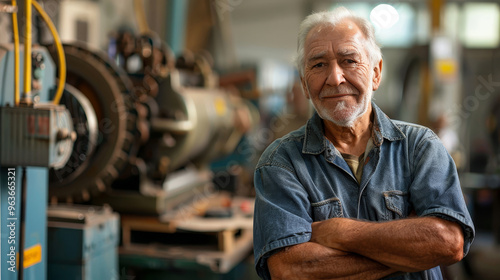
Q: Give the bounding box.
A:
[0,2,76,280]
[46,42,137,203]
[0,43,75,280]
[46,32,256,216]
[1,1,256,278]
[40,28,257,277]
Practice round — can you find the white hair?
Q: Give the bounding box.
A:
[294,7,382,77]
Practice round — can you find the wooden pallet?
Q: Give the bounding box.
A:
[121,216,252,253]
[120,196,254,254]
[118,229,254,273]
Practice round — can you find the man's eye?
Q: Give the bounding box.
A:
[312,62,325,68]
[346,59,356,64]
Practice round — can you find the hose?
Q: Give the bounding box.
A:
[32,0,66,105]
[11,0,20,105]
[22,0,32,103]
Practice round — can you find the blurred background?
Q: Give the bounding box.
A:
[0,0,499,279]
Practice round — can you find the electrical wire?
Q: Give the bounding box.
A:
[22,0,32,104]
[11,0,20,106]
[32,0,66,105]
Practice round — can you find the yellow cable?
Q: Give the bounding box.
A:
[11,0,20,106]
[32,0,66,105]
[23,0,32,102]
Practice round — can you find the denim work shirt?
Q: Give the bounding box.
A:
[253,102,475,280]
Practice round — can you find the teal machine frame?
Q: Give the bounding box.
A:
[0,45,55,280]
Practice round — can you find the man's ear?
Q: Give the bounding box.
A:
[301,76,311,99]
[372,59,383,91]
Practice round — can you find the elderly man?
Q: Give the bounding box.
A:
[253,7,474,280]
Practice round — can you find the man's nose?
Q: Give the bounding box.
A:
[325,62,345,86]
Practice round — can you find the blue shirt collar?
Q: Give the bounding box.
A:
[302,102,406,155]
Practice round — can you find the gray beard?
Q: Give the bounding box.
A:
[313,85,372,128]
[320,94,371,127]
[303,81,373,128]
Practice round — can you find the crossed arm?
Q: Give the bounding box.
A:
[267,216,464,280]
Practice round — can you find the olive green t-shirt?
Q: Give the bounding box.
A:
[341,138,374,183]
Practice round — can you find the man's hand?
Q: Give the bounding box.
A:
[310,217,464,272]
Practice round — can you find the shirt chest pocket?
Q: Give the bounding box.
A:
[383,190,410,220]
[311,198,343,221]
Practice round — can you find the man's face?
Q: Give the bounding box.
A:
[301,20,382,127]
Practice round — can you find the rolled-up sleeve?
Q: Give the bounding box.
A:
[253,164,313,280]
[409,130,475,256]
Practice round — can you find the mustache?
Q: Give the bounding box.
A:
[319,85,359,97]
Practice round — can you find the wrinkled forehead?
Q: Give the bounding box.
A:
[304,20,369,57]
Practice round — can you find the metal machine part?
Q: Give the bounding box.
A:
[153,70,250,172]
[0,44,54,106]
[85,31,256,216]
[110,32,255,183]
[0,45,74,169]
[49,83,98,186]
[47,43,137,202]
[94,165,213,215]
[0,103,75,168]
[100,70,256,214]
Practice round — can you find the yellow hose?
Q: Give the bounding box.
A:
[11,0,20,106]
[23,0,32,102]
[32,0,66,105]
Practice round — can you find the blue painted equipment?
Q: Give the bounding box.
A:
[47,205,120,280]
[0,44,57,280]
